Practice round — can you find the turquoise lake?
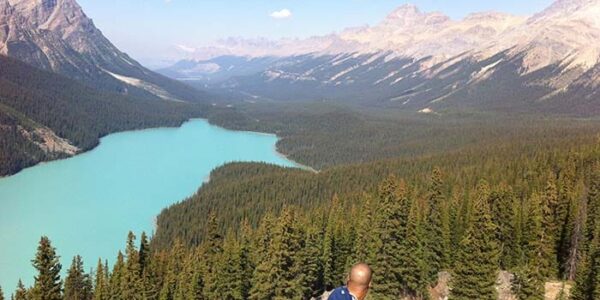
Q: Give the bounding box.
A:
[0,119,297,294]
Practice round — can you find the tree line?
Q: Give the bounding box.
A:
[5,156,600,299]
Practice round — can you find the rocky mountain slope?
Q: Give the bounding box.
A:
[161,0,600,116]
[0,54,206,176]
[0,0,212,176]
[0,0,207,102]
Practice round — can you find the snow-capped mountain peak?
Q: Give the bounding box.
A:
[382,4,450,27]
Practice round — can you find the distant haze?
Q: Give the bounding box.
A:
[76,0,552,66]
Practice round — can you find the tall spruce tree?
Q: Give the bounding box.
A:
[557,162,577,277]
[122,232,144,299]
[511,198,527,268]
[400,197,430,299]
[13,280,28,300]
[204,212,223,259]
[249,212,277,300]
[570,220,600,300]
[451,181,499,300]
[566,182,587,281]
[584,164,600,245]
[109,252,125,300]
[159,240,186,300]
[371,176,409,299]
[350,194,378,266]
[540,179,560,278]
[185,250,206,300]
[214,231,244,300]
[31,236,62,300]
[513,193,545,300]
[448,190,464,258]
[201,212,223,298]
[426,168,448,276]
[251,213,275,264]
[322,194,343,290]
[93,259,109,300]
[490,185,517,270]
[173,251,203,300]
[250,207,302,300]
[64,255,92,300]
[238,219,254,300]
[296,222,324,299]
[139,232,150,275]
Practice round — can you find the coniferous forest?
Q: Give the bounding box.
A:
[4,0,600,299]
[4,128,600,300]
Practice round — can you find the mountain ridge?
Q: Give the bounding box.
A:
[160,0,600,116]
[1,0,209,102]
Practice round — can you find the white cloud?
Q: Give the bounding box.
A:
[269,9,292,19]
[175,44,197,53]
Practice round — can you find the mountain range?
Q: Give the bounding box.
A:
[160,0,600,116]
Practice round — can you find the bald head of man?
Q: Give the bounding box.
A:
[346,263,373,300]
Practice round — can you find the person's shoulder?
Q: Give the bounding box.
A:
[327,286,353,300]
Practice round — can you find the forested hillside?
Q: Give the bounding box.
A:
[5,133,600,299]
[153,122,600,249]
[206,102,600,170]
[0,55,209,176]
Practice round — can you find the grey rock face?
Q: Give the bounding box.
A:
[1,0,206,102]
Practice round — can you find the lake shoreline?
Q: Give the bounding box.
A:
[2,117,317,179]
[0,118,301,295]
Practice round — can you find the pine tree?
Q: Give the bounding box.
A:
[159,240,186,300]
[173,251,203,300]
[139,232,150,275]
[350,194,378,266]
[333,219,354,287]
[454,189,472,253]
[513,193,545,300]
[296,221,324,299]
[248,213,275,298]
[251,213,275,264]
[122,232,144,299]
[450,181,499,300]
[171,248,205,300]
[250,207,302,300]
[13,280,28,300]
[201,213,223,298]
[109,252,125,300]
[400,197,430,299]
[322,194,343,290]
[204,212,223,259]
[570,221,600,300]
[214,231,244,300]
[93,259,109,300]
[540,179,560,278]
[31,236,62,300]
[0,285,4,300]
[566,181,586,281]
[584,163,599,245]
[371,176,409,299]
[557,162,577,277]
[426,168,448,276]
[490,185,517,270]
[238,219,254,300]
[448,189,464,259]
[64,255,92,300]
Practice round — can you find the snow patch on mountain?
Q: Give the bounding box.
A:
[105,70,182,102]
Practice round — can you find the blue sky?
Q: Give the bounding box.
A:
[78,0,553,64]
